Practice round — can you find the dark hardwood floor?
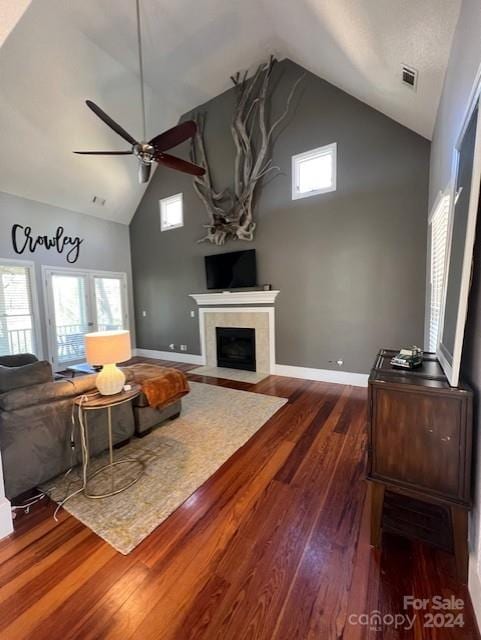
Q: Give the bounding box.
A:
[0,358,479,639]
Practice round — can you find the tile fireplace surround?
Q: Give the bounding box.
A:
[202,309,273,373]
[190,292,278,375]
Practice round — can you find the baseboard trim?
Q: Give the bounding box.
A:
[469,556,481,633]
[0,497,13,540]
[134,348,204,366]
[274,364,369,387]
[134,349,368,387]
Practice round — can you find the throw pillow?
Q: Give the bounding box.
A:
[0,360,53,393]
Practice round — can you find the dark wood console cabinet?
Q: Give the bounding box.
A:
[368,349,473,582]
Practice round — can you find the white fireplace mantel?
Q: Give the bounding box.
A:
[189,290,279,305]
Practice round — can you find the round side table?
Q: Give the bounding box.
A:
[74,384,145,498]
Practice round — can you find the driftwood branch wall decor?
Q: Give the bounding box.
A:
[190,57,303,245]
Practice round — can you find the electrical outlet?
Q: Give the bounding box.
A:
[328,359,344,367]
[190,310,195,318]
[180,344,187,351]
[169,343,175,350]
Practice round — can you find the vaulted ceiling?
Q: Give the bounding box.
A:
[0,0,461,224]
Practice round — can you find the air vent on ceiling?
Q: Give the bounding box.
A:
[401,65,418,90]
[92,195,106,206]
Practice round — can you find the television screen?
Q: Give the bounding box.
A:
[205,249,257,290]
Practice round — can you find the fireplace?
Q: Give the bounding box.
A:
[216,327,256,371]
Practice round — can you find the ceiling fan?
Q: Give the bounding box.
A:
[73,0,205,184]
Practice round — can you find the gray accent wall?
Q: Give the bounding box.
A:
[0,191,134,360]
[130,59,430,374]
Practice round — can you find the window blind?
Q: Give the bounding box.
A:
[0,262,36,356]
[94,277,124,332]
[429,195,450,352]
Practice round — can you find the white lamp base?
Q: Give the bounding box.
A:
[96,363,126,396]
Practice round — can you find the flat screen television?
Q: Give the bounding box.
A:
[205,249,257,290]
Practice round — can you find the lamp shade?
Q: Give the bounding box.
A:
[84,330,131,365]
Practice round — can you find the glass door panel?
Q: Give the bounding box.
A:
[93,276,125,332]
[49,273,92,368]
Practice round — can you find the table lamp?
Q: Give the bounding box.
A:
[84,330,131,395]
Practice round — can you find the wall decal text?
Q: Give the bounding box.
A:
[11,225,84,264]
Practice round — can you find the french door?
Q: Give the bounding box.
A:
[44,268,129,370]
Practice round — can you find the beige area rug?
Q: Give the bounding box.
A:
[42,381,287,555]
[190,365,269,383]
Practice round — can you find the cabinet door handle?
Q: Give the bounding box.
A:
[425,426,434,433]
[441,436,452,443]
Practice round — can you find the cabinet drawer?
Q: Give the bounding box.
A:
[371,388,463,499]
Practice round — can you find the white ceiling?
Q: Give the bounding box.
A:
[0,0,461,224]
[0,0,31,47]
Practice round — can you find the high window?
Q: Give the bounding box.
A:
[292,143,337,199]
[160,193,183,231]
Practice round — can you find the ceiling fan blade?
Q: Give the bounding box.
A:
[155,152,205,177]
[149,120,197,152]
[138,161,152,183]
[86,100,138,146]
[74,150,133,155]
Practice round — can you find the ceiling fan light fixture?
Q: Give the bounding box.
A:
[133,142,155,164]
[72,0,205,184]
[138,161,152,183]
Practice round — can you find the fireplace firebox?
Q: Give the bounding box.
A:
[216,327,256,371]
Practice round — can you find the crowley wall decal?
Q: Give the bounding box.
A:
[11,225,84,264]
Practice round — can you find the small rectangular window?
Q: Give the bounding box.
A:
[160,193,183,231]
[292,143,337,200]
